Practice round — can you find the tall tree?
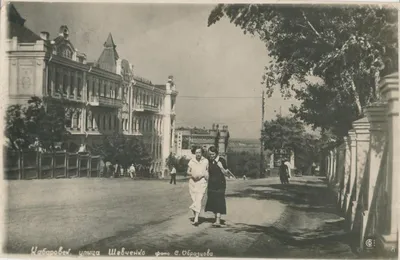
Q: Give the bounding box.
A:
[5,97,71,151]
[24,97,71,151]
[5,105,28,151]
[262,115,321,169]
[262,115,305,152]
[93,133,152,170]
[208,4,398,138]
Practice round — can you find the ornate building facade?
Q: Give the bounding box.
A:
[6,4,178,176]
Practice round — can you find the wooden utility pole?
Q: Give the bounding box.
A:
[260,83,266,178]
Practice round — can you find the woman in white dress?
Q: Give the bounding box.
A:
[187,146,209,226]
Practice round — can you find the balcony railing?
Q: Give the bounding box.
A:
[133,105,144,112]
[143,104,160,113]
[88,96,122,108]
[49,92,84,103]
[133,104,160,113]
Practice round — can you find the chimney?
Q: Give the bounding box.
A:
[40,31,50,41]
[216,124,219,130]
[212,123,215,130]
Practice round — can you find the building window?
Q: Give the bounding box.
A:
[47,68,52,95]
[93,114,97,129]
[87,79,90,99]
[87,112,92,129]
[92,80,96,97]
[108,115,112,130]
[66,111,72,128]
[77,111,81,129]
[77,78,82,98]
[103,83,107,97]
[55,71,60,94]
[103,115,106,130]
[63,74,68,95]
[73,112,79,129]
[70,74,75,97]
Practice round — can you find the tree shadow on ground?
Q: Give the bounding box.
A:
[224,223,356,258]
[227,180,338,215]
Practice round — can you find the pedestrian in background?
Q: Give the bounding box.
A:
[114,161,121,178]
[187,146,209,226]
[128,163,136,179]
[170,166,177,185]
[284,160,292,179]
[205,146,227,227]
[279,160,289,184]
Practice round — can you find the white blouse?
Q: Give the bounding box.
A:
[188,157,209,179]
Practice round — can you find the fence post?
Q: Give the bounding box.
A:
[17,151,22,180]
[88,155,92,178]
[64,152,67,178]
[78,155,81,177]
[51,151,55,179]
[38,152,42,179]
[20,151,25,180]
[66,153,69,178]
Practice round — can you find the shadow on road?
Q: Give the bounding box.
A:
[223,178,356,258]
[227,179,338,215]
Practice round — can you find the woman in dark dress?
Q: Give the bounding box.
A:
[205,146,227,227]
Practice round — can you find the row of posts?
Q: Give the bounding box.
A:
[5,151,101,180]
[323,72,398,255]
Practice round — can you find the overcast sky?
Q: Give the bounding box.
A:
[14,2,299,139]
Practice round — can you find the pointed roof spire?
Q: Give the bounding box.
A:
[96,32,119,73]
[104,33,116,48]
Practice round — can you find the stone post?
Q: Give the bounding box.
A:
[341,137,351,214]
[377,72,398,253]
[346,130,357,230]
[356,104,387,250]
[352,117,370,249]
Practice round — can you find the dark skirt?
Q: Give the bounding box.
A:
[205,178,226,214]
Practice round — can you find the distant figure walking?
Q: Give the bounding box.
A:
[187,146,209,226]
[279,160,290,184]
[170,166,177,185]
[128,163,136,179]
[205,146,227,227]
[114,161,121,178]
[284,160,292,179]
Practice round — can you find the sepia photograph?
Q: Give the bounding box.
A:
[1,0,399,258]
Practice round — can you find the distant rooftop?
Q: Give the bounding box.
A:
[133,75,153,85]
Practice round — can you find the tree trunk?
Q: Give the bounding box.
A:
[349,78,363,116]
